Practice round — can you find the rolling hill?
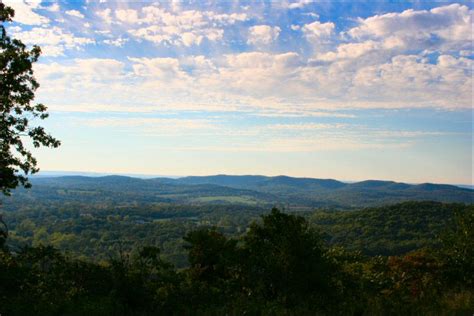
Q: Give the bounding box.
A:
[7,174,470,208]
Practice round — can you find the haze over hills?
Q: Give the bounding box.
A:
[33,171,473,189]
[14,174,472,208]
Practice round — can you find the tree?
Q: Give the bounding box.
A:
[242,208,334,309]
[0,213,7,249]
[0,3,60,195]
[184,228,239,284]
[439,208,474,288]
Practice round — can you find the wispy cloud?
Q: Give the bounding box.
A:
[2,0,471,183]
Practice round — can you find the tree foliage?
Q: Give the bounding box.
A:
[0,207,472,315]
[242,208,332,308]
[0,214,7,250]
[0,3,60,195]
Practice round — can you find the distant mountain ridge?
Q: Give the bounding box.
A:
[172,174,470,193]
[174,175,347,190]
[32,172,472,189]
[21,174,473,208]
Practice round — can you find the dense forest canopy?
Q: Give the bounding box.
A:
[7,175,474,209]
[1,205,473,315]
[2,198,472,267]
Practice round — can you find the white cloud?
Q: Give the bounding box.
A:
[115,9,140,24]
[181,32,204,46]
[288,0,314,10]
[266,123,347,131]
[35,45,472,114]
[31,2,472,115]
[194,52,313,102]
[303,4,473,109]
[128,57,189,80]
[45,3,60,12]
[291,25,301,31]
[225,52,300,69]
[247,25,281,45]
[351,54,472,107]
[109,6,245,47]
[177,137,411,153]
[315,40,380,61]
[36,59,125,83]
[348,4,472,51]
[210,12,247,24]
[39,45,65,57]
[302,21,335,42]
[12,26,94,57]
[3,0,49,25]
[129,21,223,46]
[103,37,129,47]
[7,26,22,33]
[65,10,84,19]
[82,117,217,134]
[97,8,112,24]
[129,25,172,44]
[180,55,217,75]
[76,117,423,152]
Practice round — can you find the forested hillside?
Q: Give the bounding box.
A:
[311,201,466,255]
[3,197,472,269]
[2,180,473,313]
[9,175,473,208]
[1,206,472,315]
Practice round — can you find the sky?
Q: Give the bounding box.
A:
[3,0,473,184]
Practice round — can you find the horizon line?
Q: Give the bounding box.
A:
[33,170,473,187]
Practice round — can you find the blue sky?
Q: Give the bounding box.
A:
[4,0,473,184]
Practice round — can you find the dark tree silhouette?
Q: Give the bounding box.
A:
[0,3,60,195]
[0,214,7,249]
[242,208,333,307]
